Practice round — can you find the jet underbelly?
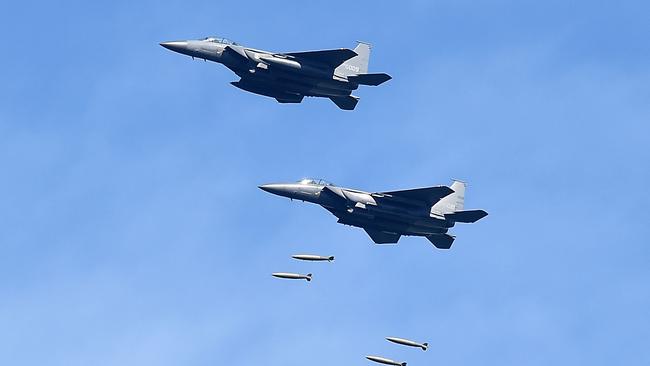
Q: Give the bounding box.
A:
[242,66,354,97]
[230,81,302,101]
[333,207,450,236]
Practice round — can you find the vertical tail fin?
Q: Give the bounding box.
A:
[431,180,465,215]
[335,41,370,76]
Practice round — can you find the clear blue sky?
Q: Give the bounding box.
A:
[1,1,649,365]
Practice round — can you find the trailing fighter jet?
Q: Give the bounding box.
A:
[160,37,391,110]
[259,179,487,249]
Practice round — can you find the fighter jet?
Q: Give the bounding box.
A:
[160,37,391,110]
[259,179,487,249]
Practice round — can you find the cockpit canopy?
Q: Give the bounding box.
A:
[202,36,239,45]
[297,178,334,186]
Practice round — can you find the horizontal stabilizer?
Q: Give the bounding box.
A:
[285,48,357,68]
[426,234,455,249]
[380,186,454,206]
[364,228,401,244]
[347,73,392,86]
[330,95,359,110]
[445,210,488,223]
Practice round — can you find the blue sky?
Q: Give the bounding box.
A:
[1,1,649,365]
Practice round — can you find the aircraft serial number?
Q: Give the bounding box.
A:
[344,65,360,73]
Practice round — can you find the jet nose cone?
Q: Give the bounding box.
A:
[258,183,291,197]
[258,184,279,194]
[159,40,189,53]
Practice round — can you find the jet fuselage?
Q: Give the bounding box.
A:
[259,179,487,249]
[160,37,391,109]
[161,40,356,97]
[259,182,452,237]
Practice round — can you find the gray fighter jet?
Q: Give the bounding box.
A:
[160,37,391,110]
[259,179,487,249]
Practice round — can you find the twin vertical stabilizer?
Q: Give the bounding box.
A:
[336,42,370,76]
[431,180,465,215]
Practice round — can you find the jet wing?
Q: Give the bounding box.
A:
[284,48,358,68]
[364,228,401,244]
[376,186,454,206]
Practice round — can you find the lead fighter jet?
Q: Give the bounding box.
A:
[259,179,488,249]
[160,37,391,110]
